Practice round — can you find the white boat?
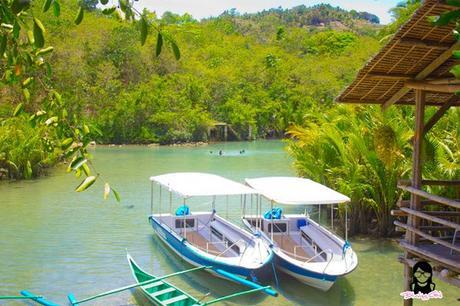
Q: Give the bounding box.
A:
[242,177,358,291]
[148,172,275,289]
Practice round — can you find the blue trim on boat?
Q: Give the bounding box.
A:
[67,293,79,306]
[149,216,273,279]
[274,252,337,282]
[20,291,59,306]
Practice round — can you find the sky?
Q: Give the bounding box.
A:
[133,0,402,24]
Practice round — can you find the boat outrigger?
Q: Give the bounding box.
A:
[127,253,275,306]
[67,253,276,306]
[243,177,358,291]
[148,173,274,288]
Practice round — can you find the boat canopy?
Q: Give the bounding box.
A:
[150,172,257,198]
[245,177,350,205]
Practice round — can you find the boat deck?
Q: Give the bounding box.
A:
[273,235,309,260]
[186,231,229,257]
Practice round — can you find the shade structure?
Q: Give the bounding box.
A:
[245,177,350,205]
[150,172,257,198]
[336,0,460,108]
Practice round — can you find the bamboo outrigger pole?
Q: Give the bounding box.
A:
[0,295,43,300]
[68,265,211,305]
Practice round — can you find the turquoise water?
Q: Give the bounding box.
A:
[0,141,458,305]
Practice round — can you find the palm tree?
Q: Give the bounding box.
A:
[287,105,413,236]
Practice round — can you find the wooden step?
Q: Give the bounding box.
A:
[151,287,176,297]
[143,280,164,290]
[163,294,189,305]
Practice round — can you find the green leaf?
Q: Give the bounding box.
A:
[22,77,32,87]
[75,7,84,25]
[53,0,60,17]
[23,88,30,102]
[53,91,63,104]
[13,103,23,116]
[24,160,32,179]
[37,46,54,56]
[453,50,460,59]
[71,157,88,170]
[11,0,31,14]
[0,24,13,30]
[447,0,460,7]
[12,21,20,39]
[450,64,460,78]
[61,138,73,150]
[0,35,6,56]
[102,7,116,15]
[75,175,97,192]
[100,0,109,5]
[431,10,460,26]
[119,0,128,13]
[83,124,90,134]
[81,163,91,176]
[140,17,148,46]
[171,41,180,60]
[70,156,85,169]
[155,33,163,57]
[104,182,110,200]
[33,18,45,48]
[43,0,52,12]
[27,31,34,44]
[111,187,121,202]
[45,116,58,126]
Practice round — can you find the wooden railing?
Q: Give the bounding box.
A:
[394,180,460,275]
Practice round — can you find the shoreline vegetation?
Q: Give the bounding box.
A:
[1,1,458,238]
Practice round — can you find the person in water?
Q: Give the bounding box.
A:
[410,261,435,294]
[218,150,223,156]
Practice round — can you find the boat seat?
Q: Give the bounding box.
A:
[186,231,225,256]
[151,287,176,297]
[273,235,309,260]
[142,280,164,290]
[163,294,189,305]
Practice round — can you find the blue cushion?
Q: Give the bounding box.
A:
[263,208,282,220]
[175,205,190,216]
[297,219,307,228]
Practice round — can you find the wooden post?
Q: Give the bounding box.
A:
[224,125,228,141]
[403,89,425,306]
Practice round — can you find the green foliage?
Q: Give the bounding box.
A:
[0,0,179,202]
[31,4,379,147]
[287,106,459,236]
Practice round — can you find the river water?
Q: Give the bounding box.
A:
[0,141,457,305]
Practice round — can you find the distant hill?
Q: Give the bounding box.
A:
[202,4,381,41]
[234,4,380,25]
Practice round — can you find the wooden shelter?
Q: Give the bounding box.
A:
[336,1,459,304]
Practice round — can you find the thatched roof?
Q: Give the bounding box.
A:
[336,0,460,108]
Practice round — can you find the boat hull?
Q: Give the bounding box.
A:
[149,216,270,280]
[274,252,336,291]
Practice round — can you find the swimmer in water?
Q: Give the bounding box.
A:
[219,150,223,156]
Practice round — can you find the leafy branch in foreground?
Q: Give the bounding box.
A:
[0,0,180,200]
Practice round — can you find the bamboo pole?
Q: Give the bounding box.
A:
[403,89,425,306]
[394,221,460,253]
[391,209,460,217]
[400,207,460,231]
[400,241,460,273]
[71,265,210,305]
[398,185,460,209]
[0,296,43,300]
[202,286,271,306]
